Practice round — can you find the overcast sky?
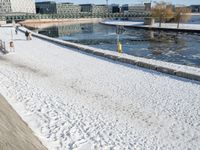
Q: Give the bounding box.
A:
[35,0,200,5]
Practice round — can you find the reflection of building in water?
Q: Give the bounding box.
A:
[56,3,81,14]
[80,24,94,33]
[148,32,186,55]
[57,24,82,36]
[38,24,96,38]
[80,23,115,34]
[38,26,59,37]
[58,23,108,37]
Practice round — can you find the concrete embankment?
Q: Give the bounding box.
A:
[0,94,47,150]
[101,21,200,33]
[19,27,200,82]
[20,18,104,29]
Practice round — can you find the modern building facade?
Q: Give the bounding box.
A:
[79,4,108,14]
[121,4,129,13]
[79,4,93,13]
[36,1,57,14]
[92,5,109,14]
[0,0,35,14]
[128,4,145,13]
[190,5,200,12]
[109,4,120,13]
[56,3,81,14]
[127,3,151,13]
[144,3,151,11]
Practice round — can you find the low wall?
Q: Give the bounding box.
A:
[19,27,200,82]
[20,18,103,24]
[101,21,200,33]
[20,18,104,29]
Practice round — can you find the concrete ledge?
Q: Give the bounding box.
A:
[127,26,200,33]
[93,50,106,57]
[175,71,200,81]
[156,66,176,75]
[118,57,137,65]
[104,53,119,61]
[19,27,200,82]
[100,21,200,33]
[0,94,47,150]
[136,61,158,70]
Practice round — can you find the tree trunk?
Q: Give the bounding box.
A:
[159,15,162,27]
[177,14,181,29]
[177,20,180,28]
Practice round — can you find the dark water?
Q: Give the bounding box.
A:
[189,15,200,24]
[36,17,200,68]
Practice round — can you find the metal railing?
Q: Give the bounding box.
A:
[4,12,150,21]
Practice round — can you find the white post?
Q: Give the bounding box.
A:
[12,19,15,28]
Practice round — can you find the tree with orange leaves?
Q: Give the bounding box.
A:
[174,7,191,28]
[151,2,191,28]
[151,1,174,27]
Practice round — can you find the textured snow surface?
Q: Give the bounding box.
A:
[0,27,200,150]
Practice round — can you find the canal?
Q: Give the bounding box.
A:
[34,17,200,68]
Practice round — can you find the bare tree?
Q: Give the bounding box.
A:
[173,7,191,28]
[151,1,174,27]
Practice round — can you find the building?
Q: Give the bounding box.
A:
[36,1,57,14]
[121,4,129,13]
[0,0,35,14]
[120,3,151,14]
[128,4,145,13]
[92,5,109,14]
[121,3,151,14]
[79,4,93,13]
[190,5,200,13]
[144,3,151,11]
[109,4,120,13]
[56,3,81,14]
[80,4,108,14]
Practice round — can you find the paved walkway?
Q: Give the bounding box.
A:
[0,27,200,149]
[0,94,47,150]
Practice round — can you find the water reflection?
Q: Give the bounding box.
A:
[148,31,186,55]
[36,23,200,67]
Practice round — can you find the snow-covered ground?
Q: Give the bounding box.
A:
[103,20,200,30]
[0,27,200,150]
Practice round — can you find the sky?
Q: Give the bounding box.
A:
[35,0,200,6]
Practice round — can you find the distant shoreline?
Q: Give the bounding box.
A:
[190,13,200,16]
[20,18,104,29]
